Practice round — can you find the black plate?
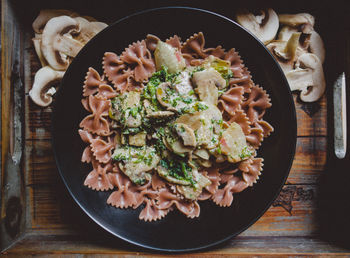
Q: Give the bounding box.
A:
[52,7,296,252]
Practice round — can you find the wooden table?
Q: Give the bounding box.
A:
[1,0,350,256]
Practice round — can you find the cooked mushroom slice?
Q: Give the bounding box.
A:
[285,53,325,102]
[32,9,79,33]
[164,134,193,156]
[177,174,211,200]
[193,67,226,89]
[309,31,325,64]
[154,40,186,73]
[129,132,147,147]
[266,33,305,73]
[41,16,84,70]
[146,110,175,119]
[236,8,279,44]
[193,149,210,160]
[121,91,142,127]
[196,159,212,168]
[123,90,141,108]
[192,68,222,105]
[116,147,160,185]
[156,82,172,109]
[220,122,252,163]
[176,103,222,148]
[156,165,191,186]
[29,66,64,107]
[278,13,315,33]
[174,123,197,147]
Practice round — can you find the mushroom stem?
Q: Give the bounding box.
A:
[54,35,84,57]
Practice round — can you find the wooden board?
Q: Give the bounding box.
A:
[1,0,350,256]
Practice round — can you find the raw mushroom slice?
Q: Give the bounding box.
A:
[266,33,305,73]
[73,17,107,44]
[29,66,64,107]
[236,8,279,44]
[278,13,315,33]
[32,9,79,33]
[32,34,48,67]
[285,53,325,102]
[41,15,84,70]
[309,31,325,64]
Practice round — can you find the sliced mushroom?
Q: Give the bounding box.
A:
[146,110,175,119]
[309,31,325,63]
[156,82,172,109]
[278,13,315,33]
[193,149,210,160]
[123,91,140,108]
[32,34,48,67]
[154,40,186,73]
[192,68,223,105]
[129,132,147,146]
[176,103,222,148]
[73,17,108,44]
[32,9,79,33]
[41,15,84,70]
[266,33,305,73]
[174,123,197,147]
[164,134,193,156]
[220,122,250,163]
[116,146,160,185]
[29,66,64,107]
[177,174,211,200]
[236,8,279,44]
[156,165,191,186]
[285,53,325,102]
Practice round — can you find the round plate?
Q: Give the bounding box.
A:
[52,7,296,252]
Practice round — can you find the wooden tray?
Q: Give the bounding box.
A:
[1,0,350,256]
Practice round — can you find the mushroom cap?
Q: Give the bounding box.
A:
[29,66,64,107]
[285,53,325,102]
[309,30,325,63]
[32,9,79,34]
[278,13,315,28]
[41,15,83,70]
[236,8,279,44]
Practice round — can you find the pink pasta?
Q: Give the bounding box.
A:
[78,32,273,222]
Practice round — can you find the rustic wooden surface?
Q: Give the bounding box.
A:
[1,0,350,256]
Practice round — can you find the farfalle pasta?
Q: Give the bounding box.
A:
[79,32,274,221]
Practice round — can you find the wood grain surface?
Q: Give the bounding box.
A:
[1,0,350,256]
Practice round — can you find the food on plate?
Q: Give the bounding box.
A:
[29,9,108,107]
[78,32,274,221]
[236,9,326,102]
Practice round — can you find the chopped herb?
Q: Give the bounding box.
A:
[182,97,193,104]
[134,178,146,185]
[216,145,222,154]
[239,146,253,159]
[188,90,194,96]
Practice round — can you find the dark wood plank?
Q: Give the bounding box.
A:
[2,234,350,256]
[0,0,27,251]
